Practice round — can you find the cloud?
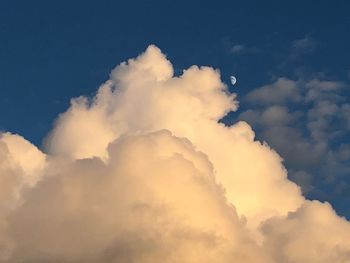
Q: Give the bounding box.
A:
[305,79,345,102]
[240,106,299,127]
[239,77,350,197]
[1,45,350,262]
[6,131,272,262]
[292,37,317,53]
[273,36,318,73]
[262,200,350,263]
[230,44,259,55]
[46,46,302,232]
[230,44,246,54]
[0,133,46,207]
[245,77,300,105]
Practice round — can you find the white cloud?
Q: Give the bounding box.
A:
[0,133,46,208]
[6,131,272,262]
[46,46,302,232]
[262,200,350,263]
[0,45,350,262]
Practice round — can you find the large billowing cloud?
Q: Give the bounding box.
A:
[1,45,350,262]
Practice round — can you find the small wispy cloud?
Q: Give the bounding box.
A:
[230,44,246,54]
[229,44,259,55]
[272,36,318,74]
[292,36,317,53]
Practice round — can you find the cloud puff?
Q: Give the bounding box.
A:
[6,131,272,262]
[239,77,350,198]
[245,78,301,105]
[1,45,350,262]
[240,106,298,127]
[46,46,302,231]
[0,133,46,207]
[262,200,350,263]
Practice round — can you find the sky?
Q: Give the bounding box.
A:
[1,1,350,262]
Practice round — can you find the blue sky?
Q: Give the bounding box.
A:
[1,0,350,217]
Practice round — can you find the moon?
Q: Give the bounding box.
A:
[230,76,237,86]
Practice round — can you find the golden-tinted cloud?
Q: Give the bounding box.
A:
[0,45,349,262]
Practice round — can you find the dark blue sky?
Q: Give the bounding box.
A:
[1,0,350,217]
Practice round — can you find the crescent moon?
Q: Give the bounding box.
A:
[230,76,237,86]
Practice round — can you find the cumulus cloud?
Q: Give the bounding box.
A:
[7,131,273,263]
[239,77,350,197]
[262,201,350,263]
[1,45,350,262]
[0,133,46,207]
